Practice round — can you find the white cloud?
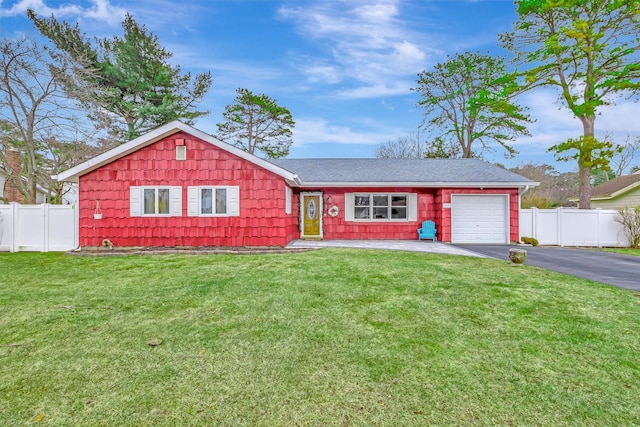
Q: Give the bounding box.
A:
[597,101,640,136]
[279,0,435,99]
[511,90,582,154]
[0,0,82,17]
[0,0,126,25]
[509,88,640,164]
[392,41,426,67]
[83,0,126,25]
[293,117,405,146]
[299,62,342,84]
[355,2,398,22]
[112,0,207,31]
[336,80,414,99]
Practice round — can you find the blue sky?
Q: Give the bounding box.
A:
[1,0,639,172]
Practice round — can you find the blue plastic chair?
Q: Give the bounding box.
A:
[417,220,437,241]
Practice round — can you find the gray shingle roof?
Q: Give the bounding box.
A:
[269,158,535,186]
[591,173,640,197]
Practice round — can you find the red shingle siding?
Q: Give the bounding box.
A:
[79,132,298,247]
[300,188,437,240]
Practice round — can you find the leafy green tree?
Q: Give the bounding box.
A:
[423,136,461,159]
[414,52,531,158]
[216,88,295,158]
[550,136,621,189]
[500,0,640,208]
[28,11,212,141]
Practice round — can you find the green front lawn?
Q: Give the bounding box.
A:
[600,247,640,256]
[1,250,638,426]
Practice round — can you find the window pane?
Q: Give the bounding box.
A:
[373,195,388,206]
[216,188,227,214]
[158,189,170,214]
[391,195,407,206]
[354,207,369,219]
[354,195,370,206]
[391,207,407,219]
[373,207,388,219]
[144,189,155,214]
[201,188,213,214]
[351,193,410,221]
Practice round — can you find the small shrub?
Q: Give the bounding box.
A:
[521,236,539,246]
[521,195,555,209]
[615,206,640,248]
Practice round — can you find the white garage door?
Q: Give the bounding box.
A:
[451,195,509,244]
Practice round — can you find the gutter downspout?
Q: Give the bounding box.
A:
[518,185,530,243]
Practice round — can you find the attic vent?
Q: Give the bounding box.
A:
[176,145,186,161]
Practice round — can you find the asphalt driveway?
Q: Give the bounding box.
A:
[457,245,640,292]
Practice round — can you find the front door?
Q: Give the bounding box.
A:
[301,193,322,239]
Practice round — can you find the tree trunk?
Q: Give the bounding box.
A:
[578,163,591,209]
[462,127,473,158]
[28,177,37,204]
[578,116,596,209]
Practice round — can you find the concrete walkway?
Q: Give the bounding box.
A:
[286,239,484,257]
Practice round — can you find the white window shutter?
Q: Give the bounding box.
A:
[408,193,418,221]
[228,186,240,216]
[130,186,141,216]
[345,193,354,221]
[170,186,182,216]
[285,187,292,214]
[187,187,199,216]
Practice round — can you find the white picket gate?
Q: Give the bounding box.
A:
[519,207,629,247]
[0,203,79,252]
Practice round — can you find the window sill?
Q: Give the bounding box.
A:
[349,219,410,223]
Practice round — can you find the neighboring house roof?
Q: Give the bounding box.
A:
[270,158,537,188]
[54,121,300,185]
[591,173,640,199]
[53,120,537,189]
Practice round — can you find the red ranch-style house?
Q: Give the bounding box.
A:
[54,121,537,248]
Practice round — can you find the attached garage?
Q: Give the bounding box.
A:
[450,195,509,244]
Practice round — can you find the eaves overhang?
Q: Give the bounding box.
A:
[293,181,539,188]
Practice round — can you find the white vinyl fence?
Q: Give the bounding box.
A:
[0,203,78,252]
[519,207,629,247]
[0,204,630,251]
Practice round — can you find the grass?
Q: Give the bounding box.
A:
[1,249,639,426]
[599,247,640,256]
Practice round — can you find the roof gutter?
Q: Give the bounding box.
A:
[294,181,539,189]
[285,175,302,187]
